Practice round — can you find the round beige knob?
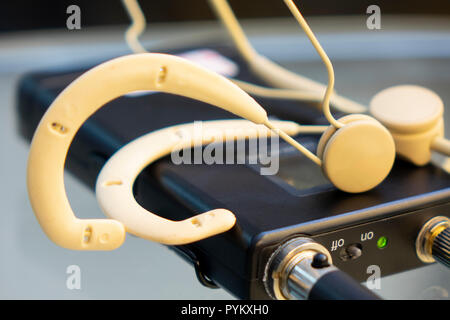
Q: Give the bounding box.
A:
[317,114,378,159]
[370,85,447,165]
[318,114,396,193]
[370,85,443,134]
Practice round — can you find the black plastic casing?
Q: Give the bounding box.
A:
[16,46,450,299]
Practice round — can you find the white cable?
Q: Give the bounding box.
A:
[283,0,343,128]
[208,0,368,115]
[122,0,147,53]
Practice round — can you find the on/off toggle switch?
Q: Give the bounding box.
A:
[339,243,363,261]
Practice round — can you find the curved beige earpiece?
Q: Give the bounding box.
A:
[370,85,448,166]
[96,119,304,245]
[27,53,272,251]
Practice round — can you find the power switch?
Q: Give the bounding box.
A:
[339,243,363,261]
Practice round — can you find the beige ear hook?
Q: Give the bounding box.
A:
[370,85,448,166]
[96,119,305,244]
[27,53,273,251]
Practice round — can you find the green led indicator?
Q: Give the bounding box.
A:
[377,236,388,249]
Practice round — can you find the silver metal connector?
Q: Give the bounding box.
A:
[416,216,450,268]
[263,237,336,300]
